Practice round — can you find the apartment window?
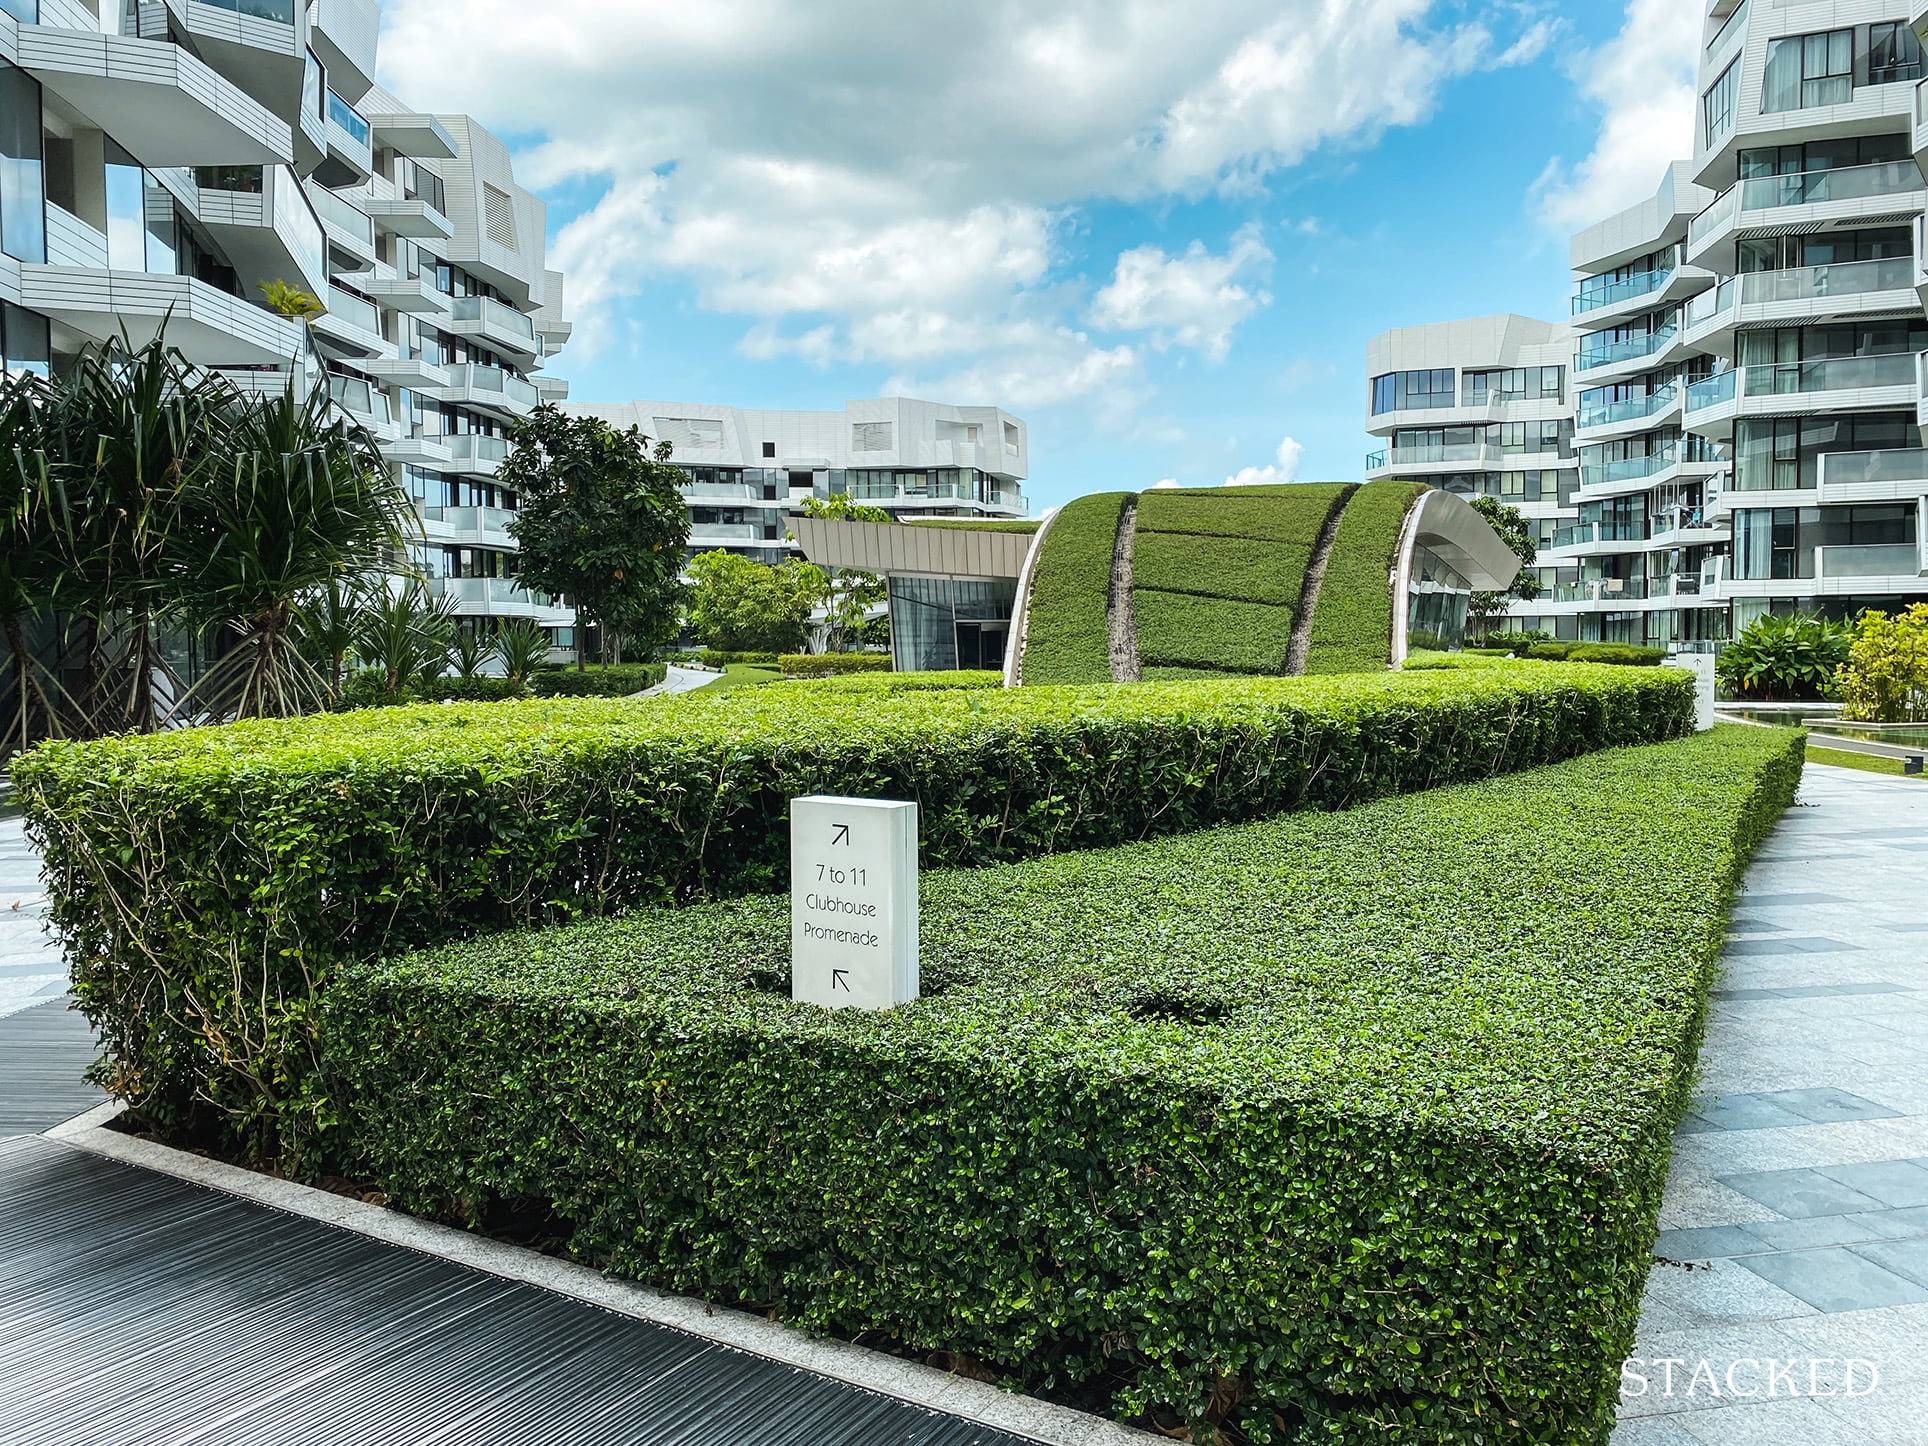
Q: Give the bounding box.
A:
[3,302,47,376]
[1868,23,1925,85]
[1760,30,1852,113]
[852,421,893,452]
[1734,507,1806,580]
[401,159,446,216]
[1370,368,1454,414]
[0,61,43,265]
[0,1,34,20]
[762,441,776,458]
[1703,57,1738,146]
[1734,413,1915,491]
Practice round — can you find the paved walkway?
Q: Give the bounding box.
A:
[0,815,64,1018]
[641,665,722,697]
[1615,764,1928,1445]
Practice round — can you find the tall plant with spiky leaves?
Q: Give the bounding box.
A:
[36,332,230,734]
[356,582,456,700]
[170,382,410,721]
[489,617,550,686]
[293,576,365,706]
[0,370,71,757]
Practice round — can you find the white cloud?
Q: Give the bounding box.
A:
[1530,0,1698,233]
[379,0,1549,406]
[1089,223,1272,360]
[1225,436,1305,486]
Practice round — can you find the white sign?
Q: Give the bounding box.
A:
[790,796,919,1010]
[1666,653,1718,732]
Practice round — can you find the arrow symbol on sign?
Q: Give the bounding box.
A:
[832,969,851,992]
[831,824,851,847]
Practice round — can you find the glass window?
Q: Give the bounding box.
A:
[0,1,35,21]
[1760,30,1853,113]
[1703,57,1738,146]
[1371,368,1455,414]
[0,61,44,265]
[1869,23,1924,86]
[104,142,145,270]
[3,302,47,376]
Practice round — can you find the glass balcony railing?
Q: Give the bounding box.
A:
[1578,326,1678,371]
[1685,370,1738,412]
[200,0,295,20]
[1552,521,1649,549]
[449,295,537,341]
[447,433,510,466]
[1739,255,1913,305]
[327,91,371,146]
[1688,187,1739,248]
[325,285,379,333]
[328,374,391,423]
[1577,385,1678,428]
[1554,577,1651,603]
[1366,450,1388,471]
[1707,0,1747,54]
[1686,277,1737,327]
[1580,451,1677,489]
[1573,261,1677,315]
[1743,352,1917,397]
[1819,448,1928,487]
[1739,160,1924,213]
[1820,543,1922,578]
[308,184,374,246]
[446,363,540,409]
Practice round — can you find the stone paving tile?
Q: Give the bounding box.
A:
[1656,1227,1772,1262]
[1738,1249,1928,1313]
[1673,1398,1880,1445]
[1639,1258,1819,1325]
[1725,938,1864,957]
[1857,1238,1928,1291]
[1617,1323,1810,1419]
[1720,1168,1890,1220]
[1742,1208,1928,1253]
[1817,1160,1928,1209]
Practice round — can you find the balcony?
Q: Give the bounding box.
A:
[306,182,374,270]
[326,372,395,434]
[309,0,380,100]
[18,267,300,365]
[1815,543,1926,579]
[1576,385,1679,438]
[194,164,328,300]
[312,284,385,357]
[1688,162,1927,266]
[422,504,518,546]
[18,26,290,169]
[445,432,510,478]
[1744,352,1917,400]
[1578,451,1681,499]
[1551,521,1649,552]
[1553,577,1651,604]
[1573,254,1678,316]
[365,195,454,241]
[428,575,567,619]
[321,90,373,185]
[1575,325,1678,378]
[359,272,451,317]
[534,374,570,403]
[1818,448,1928,504]
[429,363,540,421]
[361,353,451,391]
[446,295,540,362]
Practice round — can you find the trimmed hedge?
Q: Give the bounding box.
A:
[785,671,1003,694]
[1017,491,1130,684]
[778,653,891,678]
[693,649,780,667]
[17,665,1695,1158]
[1526,641,1666,667]
[1303,480,1427,676]
[906,518,1043,534]
[1130,532,1312,607]
[1133,482,1351,545]
[328,724,1802,1444]
[1133,591,1298,675]
[526,662,667,697]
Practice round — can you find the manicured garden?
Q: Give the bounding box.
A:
[1016,491,1131,684]
[325,723,1797,1444]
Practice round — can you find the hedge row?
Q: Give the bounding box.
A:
[1304,480,1425,675]
[692,649,781,667]
[526,663,667,697]
[1133,591,1298,675]
[1133,482,1351,545]
[1525,641,1666,667]
[17,665,1696,1157]
[328,724,1803,1445]
[778,653,891,677]
[1016,492,1130,684]
[906,518,1043,534]
[783,671,1003,695]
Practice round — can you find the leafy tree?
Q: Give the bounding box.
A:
[1835,604,1928,722]
[1465,496,1542,640]
[685,550,824,654]
[500,406,690,668]
[1717,613,1852,703]
[797,494,889,652]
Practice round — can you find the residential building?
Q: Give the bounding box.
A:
[1368,1,1928,642]
[1364,315,1579,632]
[566,398,1029,566]
[0,0,570,641]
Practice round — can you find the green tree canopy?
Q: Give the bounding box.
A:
[797,494,889,652]
[1465,495,1542,639]
[500,406,691,666]
[685,550,826,655]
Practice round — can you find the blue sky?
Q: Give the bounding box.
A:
[380,1,1700,512]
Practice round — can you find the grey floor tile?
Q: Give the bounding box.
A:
[1657,1227,1773,1262]
[1727,938,1864,957]
[1855,1238,1928,1291]
[1611,1419,1703,1445]
[1742,1210,1928,1252]
[1763,1089,1903,1125]
[1817,1161,1928,1209]
[1721,1168,1890,1219]
[1642,1257,1820,1324]
[1677,1396,1881,1445]
[1691,1095,1821,1132]
[1739,1248,1928,1313]
[1741,893,1853,907]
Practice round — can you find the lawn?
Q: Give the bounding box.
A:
[1807,743,1925,779]
[693,663,783,692]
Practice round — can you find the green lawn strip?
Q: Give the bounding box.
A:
[694,663,783,692]
[1129,532,1313,609]
[1133,590,1297,674]
[1303,480,1428,675]
[329,724,1801,1445]
[906,519,1043,534]
[1017,491,1131,685]
[1806,743,1925,778]
[1133,483,1350,545]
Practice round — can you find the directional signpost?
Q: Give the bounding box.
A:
[790,796,919,1010]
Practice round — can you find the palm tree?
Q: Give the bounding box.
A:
[355,581,456,701]
[169,382,412,721]
[449,623,491,680]
[293,576,366,707]
[0,371,72,756]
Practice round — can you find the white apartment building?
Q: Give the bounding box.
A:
[566,398,1029,565]
[0,0,569,637]
[1370,0,1928,643]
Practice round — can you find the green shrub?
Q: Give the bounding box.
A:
[1836,602,1928,722]
[327,724,1802,1445]
[1524,642,1665,668]
[1017,492,1130,684]
[17,666,1695,1159]
[778,653,891,678]
[337,667,411,710]
[1132,483,1350,546]
[786,671,1004,694]
[1717,613,1852,702]
[419,676,527,703]
[692,649,780,667]
[525,663,667,697]
[1130,532,1313,607]
[1133,592,1297,674]
[906,519,1042,534]
[1303,481,1426,675]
